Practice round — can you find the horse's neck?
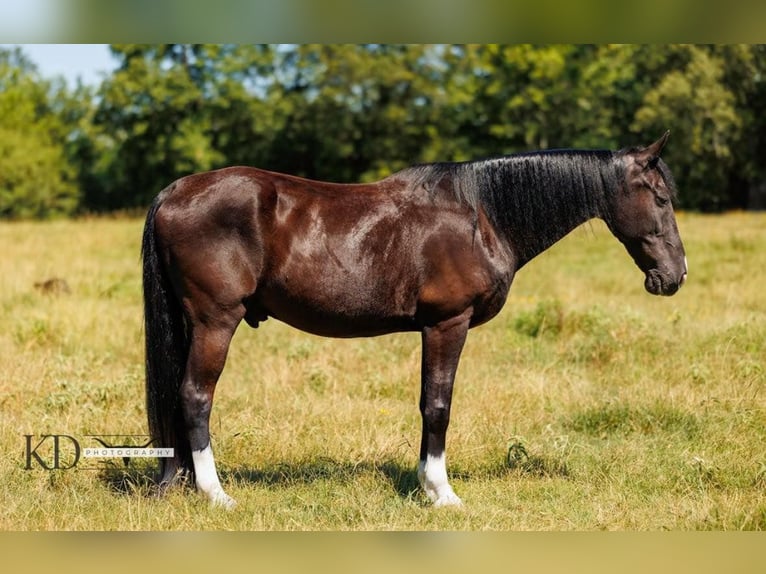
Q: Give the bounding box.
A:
[473,152,616,267]
[521,203,600,266]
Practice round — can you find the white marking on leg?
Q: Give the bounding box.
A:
[192,445,236,509]
[418,452,462,507]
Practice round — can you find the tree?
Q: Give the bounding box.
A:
[0,47,79,218]
[439,45,648,157]
[712,44,766,209]
[631,45,743,211]
[93,45,223,209]
[93,44,455,207]
[6,43,762,216]
[249,44,452,182]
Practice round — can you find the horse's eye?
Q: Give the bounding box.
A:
[655,195,669,207]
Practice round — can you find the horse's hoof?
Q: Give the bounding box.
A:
[209,491,237,509]
[433,492,463,508]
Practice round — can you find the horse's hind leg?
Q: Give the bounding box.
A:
[181,312,243,508]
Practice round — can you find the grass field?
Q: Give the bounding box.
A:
[0,211,764,530]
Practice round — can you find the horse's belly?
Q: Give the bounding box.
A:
[255,278,420,338]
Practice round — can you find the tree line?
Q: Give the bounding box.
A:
[1,44,765,219]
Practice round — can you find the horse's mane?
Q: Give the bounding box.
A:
[403,149,627,263]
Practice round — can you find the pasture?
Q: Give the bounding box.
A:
[0,211,764,530]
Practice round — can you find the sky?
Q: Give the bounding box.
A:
[5,44,115,86]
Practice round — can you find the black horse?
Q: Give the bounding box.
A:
[142,133,687,507]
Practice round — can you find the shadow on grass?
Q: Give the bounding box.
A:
[98,453,570,503]
[96,457,422,501]
[223,457,422,500]
[97,459,166,497]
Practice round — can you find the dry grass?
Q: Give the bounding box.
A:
[0,212,764,530]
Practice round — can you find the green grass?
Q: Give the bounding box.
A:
[1,212,765,530]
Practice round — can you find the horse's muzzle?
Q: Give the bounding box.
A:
[645,257,687,296]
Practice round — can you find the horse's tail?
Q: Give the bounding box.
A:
[142,190,192,483]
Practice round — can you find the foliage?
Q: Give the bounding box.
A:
[0,48,79,218]
[2,44,766,217]
[632,45,743,211]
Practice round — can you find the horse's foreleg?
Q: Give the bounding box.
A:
[181,319,240,509]
[418,310,470,507]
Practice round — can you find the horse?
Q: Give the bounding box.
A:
[142,132,687,508]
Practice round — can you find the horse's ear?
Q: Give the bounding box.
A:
[636,131,670,168]
[647,130,670,157]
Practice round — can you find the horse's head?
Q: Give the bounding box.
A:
[608,132,688,296]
